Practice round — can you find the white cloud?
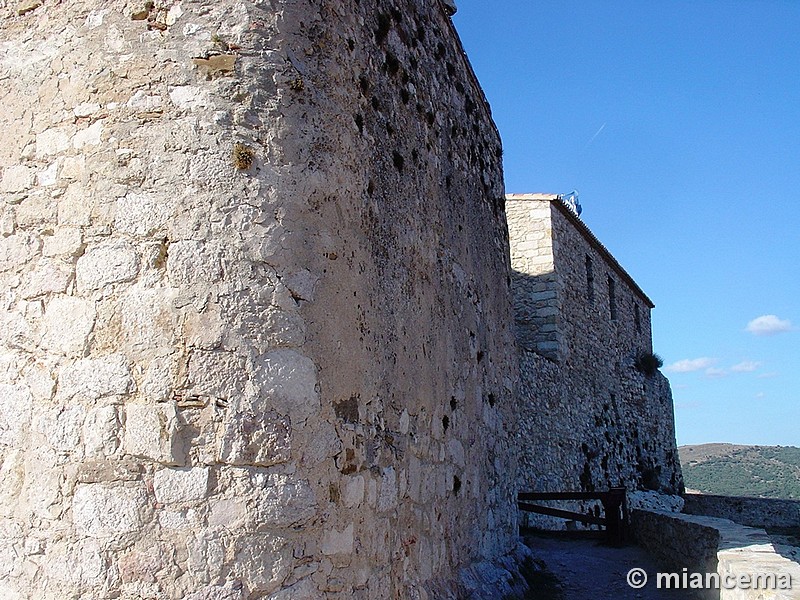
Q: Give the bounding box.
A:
[757,372,779,379]
[730,361,761,373]
[745,314,792,336]
[665,357,715,373]
[704,367,728,379]
[755,392,766,399]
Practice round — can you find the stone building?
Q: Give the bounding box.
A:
[0,1,525,598]
[0,0,685,597]
[507,194,683,507]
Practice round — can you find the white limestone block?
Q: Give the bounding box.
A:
[35,127,71,157]
[141,355,178,402]
[115,192,174,237]
[73,120,103,149]
[208,498,246,529]
[57,354,134,400]
[234,534,292,594]
[253,349,319,423]
[187,350,246,399]
[0,232,40,272]
[76,240,139,291]
[218,413,291,466]
[72,483,146,537]
[37,160,60,186]
[57,184,93,226]
[83,405,120,456]
[1,165,34,193]
[121,286,177,351]
[169,85,210,109]
[249,472,316,527]
[36,404,85,454]
[0,384,32,446]
[40,296,96,357]
[321,523,354,556]
[186,533,225,584]
[73,103,101,118]
[123,402,182,464]
[21,258,72,298]
[166,240,222,285]
[378,467,397,512]
[43,227,83,257]
[153,467,209,504]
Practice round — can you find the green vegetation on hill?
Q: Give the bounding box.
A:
[679,444,800,500]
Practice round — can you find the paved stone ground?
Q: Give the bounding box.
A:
[522,532,695,599]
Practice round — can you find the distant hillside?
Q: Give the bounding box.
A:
[679,444,800,500]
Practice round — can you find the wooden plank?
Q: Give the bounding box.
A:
[517,502,606,526]
[518,491,609,501]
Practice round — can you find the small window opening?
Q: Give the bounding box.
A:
[608,276,616,320]
[585,255,594,304]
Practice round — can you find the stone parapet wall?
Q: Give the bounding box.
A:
[684,494,800,530]
[0,1,518,598]
[632,509,800,600]
[631,509,720,598]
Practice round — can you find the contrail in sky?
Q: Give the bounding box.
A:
[582,122,606,152]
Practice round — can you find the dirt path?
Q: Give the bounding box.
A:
[522,533,695,599]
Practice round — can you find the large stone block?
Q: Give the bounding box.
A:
[123,402,183,464]
[153,467,209,504]
[0,384,32,447]
[253,349,319,424]
[72,483,148,537]
[115,192,174,237]
[76,240,140,291]
[57,353,134,400]
[40,295,96,357]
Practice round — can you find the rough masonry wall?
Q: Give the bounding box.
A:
[506,196,559,359]
[509,199,682,514]
[0,1,517,598]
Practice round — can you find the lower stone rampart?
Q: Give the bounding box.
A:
[684,494,800,530]
[517,351,682,530]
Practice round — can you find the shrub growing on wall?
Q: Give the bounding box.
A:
[634,351,663,377]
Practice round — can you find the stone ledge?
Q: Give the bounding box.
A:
[632,509,800,600]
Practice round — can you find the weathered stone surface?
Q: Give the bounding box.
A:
[40,296,96,357]
[72,483,148,537]
[218,413,292,466]
[253,349,319,424]
[57,353,134,400]
[0,384,32,447]
[42,227,83,258]
[247,471,317,528]
[153,467,209,504]
[233,534,292,594]
[0,0,522,597]
[123,402,182,464]
[115,192,174,237]
[76,240,139,291]
[321,523,354,556]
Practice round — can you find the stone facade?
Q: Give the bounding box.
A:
[0,1,520,598]
[508,195,683,509]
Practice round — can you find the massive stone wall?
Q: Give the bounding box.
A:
[508,197,682,511]
[0,1,519,598]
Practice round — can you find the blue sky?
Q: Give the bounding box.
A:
[452,1,799,447]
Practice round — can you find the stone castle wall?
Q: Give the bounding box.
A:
[0,1,519,598]
[508,197,682,509]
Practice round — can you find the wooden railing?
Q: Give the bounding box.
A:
[517,487,627,544]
